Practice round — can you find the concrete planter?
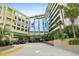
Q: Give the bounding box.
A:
[46,39,79,54]
[43,41,54,46]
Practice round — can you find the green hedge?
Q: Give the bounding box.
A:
[69,39,79,45]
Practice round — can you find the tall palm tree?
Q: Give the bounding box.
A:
[63,3,79,39]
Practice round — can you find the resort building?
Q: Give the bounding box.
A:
[45,3,79,32]
[45,3,64,32]
[29,14,48,35]
[0,5,29,39]
[12,8,29,35]
[0,5,48,40]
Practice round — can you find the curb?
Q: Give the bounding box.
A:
[43,41,54,46]
[0,45,24,56]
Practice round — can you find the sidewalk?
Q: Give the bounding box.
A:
[0,46,14,52]
[0,44,25,56]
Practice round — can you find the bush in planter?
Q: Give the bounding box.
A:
[0,39,12,46]
[0,34,13,46]
[42,34,48,41]
[42,33,54,41]
[15,33,30,43]
[0,40,4,46]
[63,25,79,38]
[52,30,65,40]
[69,39,79,45]
[3,39,12,46]
[3,36,12,46]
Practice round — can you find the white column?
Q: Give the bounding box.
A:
[38,19,40,35]
[2,6,7,30]
[34,18,35,35]
[42,18,44,34]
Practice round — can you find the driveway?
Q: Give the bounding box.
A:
[9,43,78,56]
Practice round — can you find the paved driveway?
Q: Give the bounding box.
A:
[9,43,78,56]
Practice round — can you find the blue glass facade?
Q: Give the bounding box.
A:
[29,18,48,32]
[44,19,48,32]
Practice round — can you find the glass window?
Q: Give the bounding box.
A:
[21,28,24,31]
[22,19,24,22]
[18,17,21,21]
[30,18,35,31]
[44,19,48,32]
[35,19,38,31]
[25,26,27,28]
[17,27,20,30]
[39,19,43,31]
[15,16,17,19]
[17,24,20,26]
[25,29,27,32]
[7,17,11,21]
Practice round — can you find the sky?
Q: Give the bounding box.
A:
[4,3,48,16]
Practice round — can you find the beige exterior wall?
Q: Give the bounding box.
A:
[0,5,29,36]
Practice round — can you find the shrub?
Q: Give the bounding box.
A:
[0,40,4,46]
[63,25,79,38]
[69,39,79,45]
[0,36,12,46]
[3,39,12,46]
[14,33,30,42]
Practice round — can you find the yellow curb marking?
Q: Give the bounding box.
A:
[0,45,24,56]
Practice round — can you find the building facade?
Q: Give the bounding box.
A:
[0,5,29,39]
[0,5,48,40]
[45,3,62,32]
[45,3,79,33]
[29,14,48,35]
[12,9,29,35]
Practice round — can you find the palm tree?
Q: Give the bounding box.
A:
[63,3,79,39]
[0,25,12,43]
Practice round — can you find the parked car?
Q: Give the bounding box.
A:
[13,40,26,44]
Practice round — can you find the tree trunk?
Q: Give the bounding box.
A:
[59,25,64,40]
[72,23,76,39]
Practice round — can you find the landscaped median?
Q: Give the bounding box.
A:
[0,44,25,56]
